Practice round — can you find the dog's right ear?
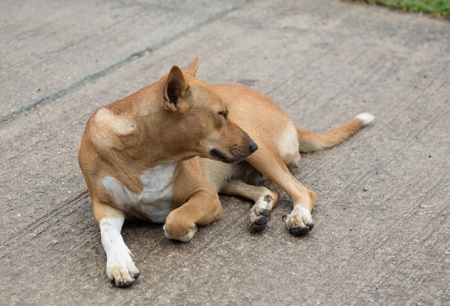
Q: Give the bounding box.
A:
[181,56,201,76]
[164,65,188,112]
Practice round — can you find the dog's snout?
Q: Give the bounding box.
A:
[249,141,258,153]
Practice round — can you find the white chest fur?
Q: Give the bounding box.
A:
[102,163,177,223]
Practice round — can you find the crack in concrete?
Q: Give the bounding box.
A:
[0,0,253,126]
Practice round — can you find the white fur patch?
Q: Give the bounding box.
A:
[139,163,176,203]
[95,108,136,136]
[102,163,177,223]
[355,113,375,126]
[278,123,301,165]
[253,196,272,211]
[103,176,139,208]
[284,206,313,226]
[100,217,129,258]
[295,206,312,221]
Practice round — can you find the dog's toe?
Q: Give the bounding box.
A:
[260,209,271,218]
[254,216,267,226]
[116,277,136,288]
[106,257,140,288]
[248,208,271,232]
[251,215,269,232]
[130,270,140,280]
[290,226,310,237]
[284,206,314,237]
[109,270,138,288]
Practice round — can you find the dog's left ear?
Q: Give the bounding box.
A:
[164,65,188,112]
[181,56,201,76]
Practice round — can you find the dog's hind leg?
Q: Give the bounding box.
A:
[221,180,279,232]
[93,201,140,287]
[247,151,316,236]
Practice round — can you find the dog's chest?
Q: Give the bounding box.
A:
[102,163,177,223]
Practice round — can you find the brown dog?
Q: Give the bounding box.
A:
[78,57,374,287]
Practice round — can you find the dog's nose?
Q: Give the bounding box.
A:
[249,141,258,153]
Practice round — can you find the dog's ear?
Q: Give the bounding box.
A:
[164,65,188,112]
[181,56,201,76]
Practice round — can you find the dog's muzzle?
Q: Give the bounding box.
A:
[210,141,258,163]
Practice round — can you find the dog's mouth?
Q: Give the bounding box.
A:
[209,149,245,163]
[209,142,258,163]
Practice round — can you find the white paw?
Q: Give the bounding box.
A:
[106,250,140,287]
[356,113,375,125]
[163,224,198,242]
[283,206,314,236]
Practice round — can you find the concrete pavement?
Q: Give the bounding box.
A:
[1,0,448,304]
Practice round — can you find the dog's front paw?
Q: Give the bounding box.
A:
[164,210,199,242]
[163,224,198,242]
[106,252,140,287]
[283,206,314,236]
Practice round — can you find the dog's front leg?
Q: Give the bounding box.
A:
[94,202,140,287]
[163,190,222,242]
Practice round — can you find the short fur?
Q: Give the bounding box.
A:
[78,57,374,287]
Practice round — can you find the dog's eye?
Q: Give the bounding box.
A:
[218,111,228,119]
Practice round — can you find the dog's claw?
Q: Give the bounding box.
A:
[116,279,134,288]
[128,270,140,281]
[111,272,139,288]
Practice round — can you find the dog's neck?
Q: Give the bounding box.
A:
[105,86,199,168]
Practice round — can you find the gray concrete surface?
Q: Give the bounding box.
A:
[1,0,448,304]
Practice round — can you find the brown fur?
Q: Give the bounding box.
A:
[78,57,373,287]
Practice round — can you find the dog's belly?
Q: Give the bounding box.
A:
[102,163,177,223]
[200,158,260,192]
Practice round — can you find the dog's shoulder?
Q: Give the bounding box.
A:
[89,107,138,151]
[94,107,136,135]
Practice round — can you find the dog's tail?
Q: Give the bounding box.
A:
[297,113,374,153]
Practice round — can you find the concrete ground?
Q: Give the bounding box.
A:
[1,0,448,304]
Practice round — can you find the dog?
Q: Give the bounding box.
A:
[78,57,374,287]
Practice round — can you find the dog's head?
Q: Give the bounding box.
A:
[161,57,257,163]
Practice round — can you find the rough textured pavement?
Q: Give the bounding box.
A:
[1,0,449,304]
